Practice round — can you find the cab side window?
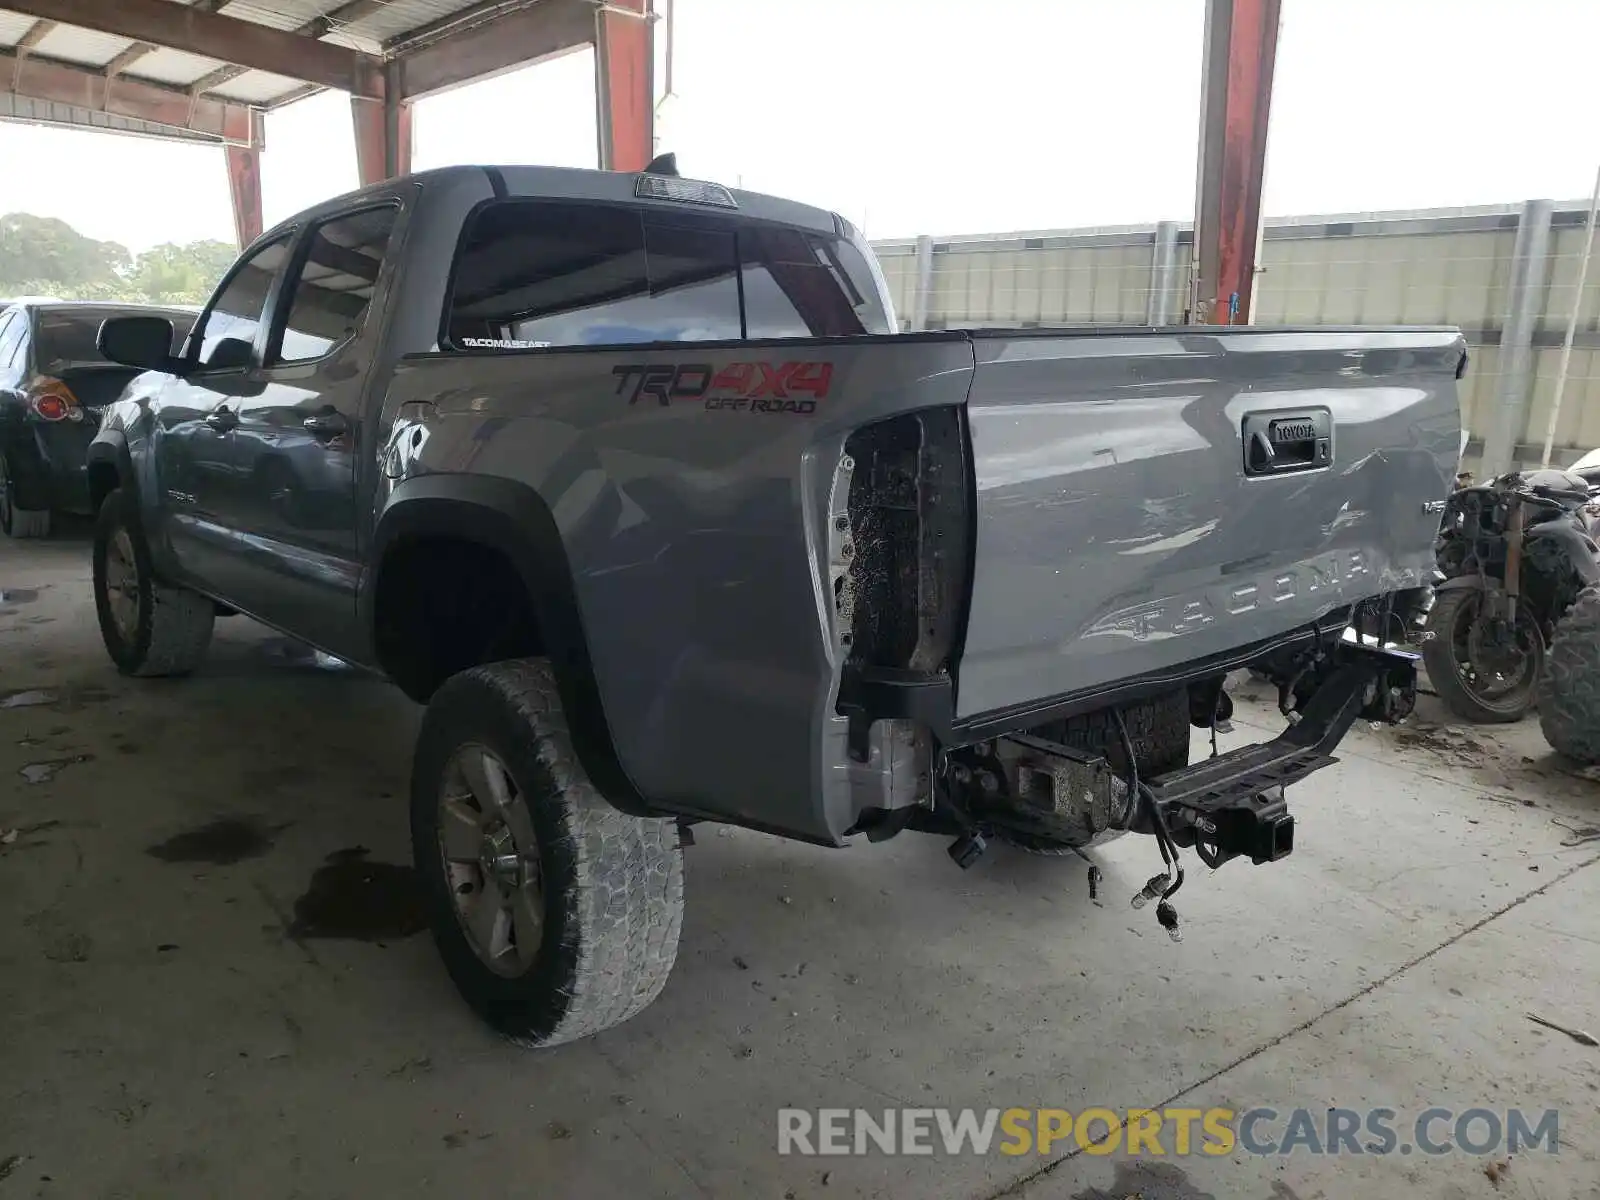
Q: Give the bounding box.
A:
[191,235,292,368]
[271,206,399,365]
[740,226,876,338]
[445,201,742,348]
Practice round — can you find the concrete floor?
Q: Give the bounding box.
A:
[3,528,1600,1200]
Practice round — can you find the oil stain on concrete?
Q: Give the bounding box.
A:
[289,846,427,942]
[145,817,284,866]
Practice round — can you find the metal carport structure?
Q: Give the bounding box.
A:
[0,0,652,246]
[0,0,1281,331]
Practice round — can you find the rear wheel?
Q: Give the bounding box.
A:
[995,689,1191,855]
[0,451,51,538]
[1422,586,1541,723]
[411,659,684,1046]
[92,488,215,677]
[1537,585,1600,764]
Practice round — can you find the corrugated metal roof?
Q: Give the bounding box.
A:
[28,24,135,66]
[219,0,337,31]
[123,46,230,86]
[221,1,382,53]
[341,0,510,49]
[0,10,38,44]
[210,67,305,103]
[0,0,569,133]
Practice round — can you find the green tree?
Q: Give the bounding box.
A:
[0,212,132,296]
[0,213,237,306]
[126,240,239,305]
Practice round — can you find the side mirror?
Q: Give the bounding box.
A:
[198,337,267,398]
[205,337,254,372]
[98,316,179,373]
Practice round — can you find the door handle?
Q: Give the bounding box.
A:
[1241,409,1332,477]
[302,410,348,436]
[204,408,238,431]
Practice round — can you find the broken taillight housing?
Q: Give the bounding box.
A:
[837,408,972,674]
[27,377,81,422]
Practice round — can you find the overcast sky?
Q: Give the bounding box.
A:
[0,0,1596,252]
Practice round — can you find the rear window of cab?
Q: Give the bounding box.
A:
[444,200,890,350]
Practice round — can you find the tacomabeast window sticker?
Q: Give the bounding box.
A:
[460,337,552,349]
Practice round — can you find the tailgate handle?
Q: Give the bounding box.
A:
[1243,409,1331,477]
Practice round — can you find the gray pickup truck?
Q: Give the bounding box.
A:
[87,159,1464,1047]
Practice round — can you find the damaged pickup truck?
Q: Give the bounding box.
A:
[85,159,1465,1046]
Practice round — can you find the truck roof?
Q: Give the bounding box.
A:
[256,163,844,249]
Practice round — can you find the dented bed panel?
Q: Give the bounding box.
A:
[955,327,1465,720]
[383,336,976,844]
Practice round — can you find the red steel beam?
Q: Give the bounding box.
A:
[225,113,264,247]
[595,0,651,171]
[1190,0,1281,325]
[393,0,591,101]
[352,63,412,184]
[0,0,383,97]
[189,0,391,101]
[2,46,254,142]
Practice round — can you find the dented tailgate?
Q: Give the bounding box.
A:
[954,327,1465,720]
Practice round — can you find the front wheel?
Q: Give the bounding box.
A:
[411,659,684,1046]
[92,488,215,677]
[1421,585,1542,723]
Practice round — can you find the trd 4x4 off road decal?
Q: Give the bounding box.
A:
[612,362,834,414]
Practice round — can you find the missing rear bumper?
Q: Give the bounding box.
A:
[931,640,1414,866]
[1149,643,1413,865]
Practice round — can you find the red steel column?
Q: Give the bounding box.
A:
[353,62,412,185]
[594,0,652,171]
[225,111,264,248]
[1189,0,1281,324]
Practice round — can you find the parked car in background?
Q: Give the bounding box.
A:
[0,301,196,537]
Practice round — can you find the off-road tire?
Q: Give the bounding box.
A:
[0,451,51,538]
[1422,586,1539,724]
[411,659,684,1047]
[998,688,1191,855]
[93,488,214,677]
[1537,585,1600,764]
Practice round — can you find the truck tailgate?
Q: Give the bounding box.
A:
[955,327,1465,720]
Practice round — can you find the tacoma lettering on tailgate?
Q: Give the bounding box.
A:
[612,362,833,414]
[1084,550,1430,643]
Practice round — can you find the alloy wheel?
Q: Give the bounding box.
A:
[103,527,142,642]
[437,744,544,977]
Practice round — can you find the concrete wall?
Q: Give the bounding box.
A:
[873,201,1600,467]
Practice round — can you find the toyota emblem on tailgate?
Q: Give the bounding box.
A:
[1270,418,1317,443]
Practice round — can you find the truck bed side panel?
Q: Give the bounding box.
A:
[378,337,974,843]
[956,328,1464,720]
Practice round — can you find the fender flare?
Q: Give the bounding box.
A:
[84,429,135,510]
[365,473,655,818]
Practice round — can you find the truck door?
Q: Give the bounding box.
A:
[155,232,295,590]
[221,203,401,657]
